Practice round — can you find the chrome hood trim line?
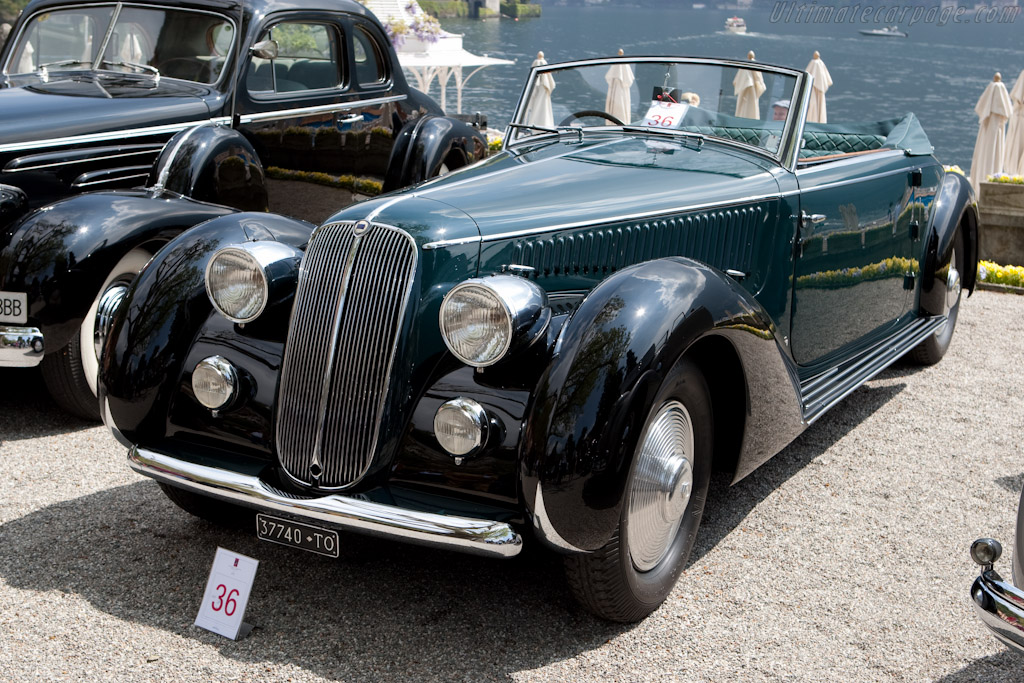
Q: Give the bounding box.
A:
[128,446,523,558]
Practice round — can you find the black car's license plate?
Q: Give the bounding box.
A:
[256,514,340,558]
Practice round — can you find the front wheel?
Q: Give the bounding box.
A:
[564,358,713,622]
[41,249,151,420]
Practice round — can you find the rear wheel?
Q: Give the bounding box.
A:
[909,230,963,365]
[564,358,713,622]
[158,483,255,529]
[41,249,151,420]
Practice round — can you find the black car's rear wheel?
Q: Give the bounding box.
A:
[41,249,150,420]
[909,230,964,365]
[564,358,712,622]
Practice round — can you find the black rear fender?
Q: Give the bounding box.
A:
[521,258,805,554]
[383,115,487,192]
[101,212,314,444]
[920,171,978,316]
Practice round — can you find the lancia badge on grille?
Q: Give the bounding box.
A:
[353,220,371,236]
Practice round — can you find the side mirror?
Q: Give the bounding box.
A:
[250,39,279,60]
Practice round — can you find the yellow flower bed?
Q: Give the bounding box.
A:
[986,173,1024,185]
[978,261,1024,287]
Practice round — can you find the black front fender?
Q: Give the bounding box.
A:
[521,258,804,554]
[101,211,314,445]
[0,191,236,351]
[383,115,487,192]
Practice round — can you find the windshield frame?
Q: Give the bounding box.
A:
[2,1,239,87]
[506,56,810,171]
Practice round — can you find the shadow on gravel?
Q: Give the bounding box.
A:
[0,479,622,681]
[692,381,905,565]
[935,650,1024,682]
[0,367,94,441]
[0,381,906,680]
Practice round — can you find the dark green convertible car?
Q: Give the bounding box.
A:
[100,56,978,622]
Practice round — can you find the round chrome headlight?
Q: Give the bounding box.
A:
[192,355,237,410]
[205,241,302,323]
[439,276,550,367]
[434,398,489,456]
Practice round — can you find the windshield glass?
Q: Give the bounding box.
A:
[511,58,801,157]
[7,4,235,84]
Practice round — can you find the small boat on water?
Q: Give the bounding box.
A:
[859,25,908,38]
[725,16,747,34]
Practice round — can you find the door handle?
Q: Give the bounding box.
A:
[339,113,363,124]
[802,212,827,226]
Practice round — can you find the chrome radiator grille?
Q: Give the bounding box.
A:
[276,222,417,490]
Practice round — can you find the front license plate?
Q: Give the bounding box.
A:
[0,291,27,324]
[256,514,340,558]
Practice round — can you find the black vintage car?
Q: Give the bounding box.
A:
[101,56,976,622]
[0,0,485,417]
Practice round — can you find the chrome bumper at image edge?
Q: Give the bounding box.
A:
[0,326,43,367]
[971,568,1024,652]
[128,445,523,558]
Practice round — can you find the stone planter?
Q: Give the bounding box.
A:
[979,181,1024,265]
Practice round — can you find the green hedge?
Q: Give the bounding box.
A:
[501,2,542,18]
[418,1,471,18]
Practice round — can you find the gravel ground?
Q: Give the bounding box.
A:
[1,290,1023,682]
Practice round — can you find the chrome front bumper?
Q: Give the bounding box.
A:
[0,325,44,367]
[128,445,523,559]
[971,566,1024,652]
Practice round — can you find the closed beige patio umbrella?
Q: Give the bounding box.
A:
[524,51,555,128]
[970,72,1014,191]
[1003,69,1024,175]
[805,51,833,123]
[733,51,766,119]
[605,49,635,124]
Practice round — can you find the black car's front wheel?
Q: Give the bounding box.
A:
[564,358,713,623]
[41,249,151,420]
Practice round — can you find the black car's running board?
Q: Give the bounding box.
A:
[799,315,947,424]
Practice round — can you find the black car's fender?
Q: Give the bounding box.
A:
[0,184,28,233]
[520,257,805,554]
[382,115,488,192]
[101,211,314,445]
[920,171,979,316]
[148,124,269,212]
[0,191,238,352]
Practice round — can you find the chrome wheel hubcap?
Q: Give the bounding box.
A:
[93,282,129,360]
[628,400,695,572]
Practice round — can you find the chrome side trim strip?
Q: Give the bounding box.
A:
[972,569,1024,652]
[128,445,523,558]
[0,326,44,368]
[5,145,163,173]
[236,94,407,124]
[0,118,231,154]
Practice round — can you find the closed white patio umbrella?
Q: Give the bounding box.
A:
[524,51,555,128]
[733,51,766,119]
[970,72,1014,191]
[605,49,635,124]
[805,51,832,123]
[1004,69,1024,175]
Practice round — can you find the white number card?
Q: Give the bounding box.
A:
[195,547,259,640]
[642,101,688,129]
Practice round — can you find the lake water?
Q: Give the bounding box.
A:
[428,5,1024,168]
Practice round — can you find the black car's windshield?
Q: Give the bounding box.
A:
[510,57,801,157]
[6,3,235,84]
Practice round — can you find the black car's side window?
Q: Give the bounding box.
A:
[353,25,387,87]
[248,21,342,95]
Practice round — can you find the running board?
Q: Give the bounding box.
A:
[799,315,946,424]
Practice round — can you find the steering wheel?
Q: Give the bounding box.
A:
[558,110,625,127]
[159,57,212,82]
